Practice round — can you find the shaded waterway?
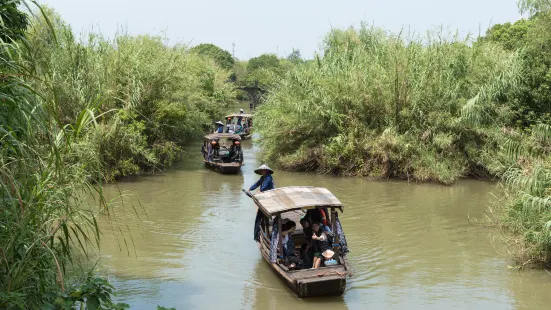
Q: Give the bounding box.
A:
[97,109,551,309]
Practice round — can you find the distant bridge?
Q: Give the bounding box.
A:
[235,81,267,111]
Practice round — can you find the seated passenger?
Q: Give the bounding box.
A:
[211,140,220,157]
[225,118,232,133]
[305,208,330,227]
[300,218,314,268]
[215,121,224,133]
[281,221,298,269]
[311,222,332,269]
[234,124,243,134]
[229,141,243,164]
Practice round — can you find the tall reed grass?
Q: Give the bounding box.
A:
[0,3,110,307]
[256,26,521,184]
[26,7,236,180]
[0,4,235,307]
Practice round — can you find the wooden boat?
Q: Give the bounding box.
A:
[202,133,243,174]
[251,186,351,298]
[224,113,253,140]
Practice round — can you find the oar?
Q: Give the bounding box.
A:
[242,189,253,198]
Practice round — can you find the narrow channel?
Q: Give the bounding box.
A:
[97,103,551,309]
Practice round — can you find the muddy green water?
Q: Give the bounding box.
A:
[97,108,551,309]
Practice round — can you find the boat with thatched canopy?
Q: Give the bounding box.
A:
[250,186,351,297]
[224,113,253,139]
[201,133,243,174]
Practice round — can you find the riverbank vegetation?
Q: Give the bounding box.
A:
[256,27,520,184]
[253,0,551,266]
[0,2,234,308]
[484,0,551,267]
[27,8,236,181]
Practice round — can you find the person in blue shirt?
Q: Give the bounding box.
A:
[248,164,275,193]
[214,121,224,133]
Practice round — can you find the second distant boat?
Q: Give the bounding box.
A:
[224,112,253,140]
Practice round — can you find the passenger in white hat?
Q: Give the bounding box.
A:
[214,121,224,133]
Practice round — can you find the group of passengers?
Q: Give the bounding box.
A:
[202,138,243,164]
[213,109,252,135]
[276,213,336,270]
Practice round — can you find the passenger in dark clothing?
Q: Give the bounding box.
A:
[211,140,220,157]
[229,140,243,164]
[225,118,232,133]
[281,221,298,268]
[305,208,330,227]
[300,218,314,268]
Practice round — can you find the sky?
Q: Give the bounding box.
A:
[38,0,523,60]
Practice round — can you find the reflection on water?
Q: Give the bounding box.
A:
[97,105,551,309]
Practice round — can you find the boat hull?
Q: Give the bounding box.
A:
[204,161,241,174]
[239,133,252,140]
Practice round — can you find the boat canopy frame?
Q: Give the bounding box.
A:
[225,113,254,118]
[252,186,343,217]
[203,133,241,141]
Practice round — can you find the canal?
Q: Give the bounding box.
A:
[97,105,551,309]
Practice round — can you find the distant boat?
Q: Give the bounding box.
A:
[250,186,351,298]
[201,133,243,174]
[224,113,253,140]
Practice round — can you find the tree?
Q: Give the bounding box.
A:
[482,19,532,51]
[247,53,280,71]
[518,0,551,15]
[479,11,551,127]
[190,43,234,70]
[0,0,29,42]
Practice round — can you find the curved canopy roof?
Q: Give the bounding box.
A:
[225,113,253,118]
[204,133,241,140]
[253,186,342,216]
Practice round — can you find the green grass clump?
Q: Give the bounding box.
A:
[256,26,520,184]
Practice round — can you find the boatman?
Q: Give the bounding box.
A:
[248,164,275,193]
[237,109,244,126]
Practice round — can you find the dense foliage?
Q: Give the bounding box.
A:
[0,3,235,308]
[484,0,551,267]
[0,3,111,307]
[27,9,235,180]
[256,27,520,184]
[0,0,28,41]
[482,15,551,127]
[190,43,235,70]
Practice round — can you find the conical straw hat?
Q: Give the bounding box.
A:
[254,164,274,175]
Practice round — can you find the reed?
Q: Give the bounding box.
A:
[25,7,236,180]
[0,3,235,307]
[255,26,521,184]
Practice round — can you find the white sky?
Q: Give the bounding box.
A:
[38,0,522,60]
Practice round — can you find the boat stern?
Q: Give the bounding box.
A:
[296,275,346,298]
